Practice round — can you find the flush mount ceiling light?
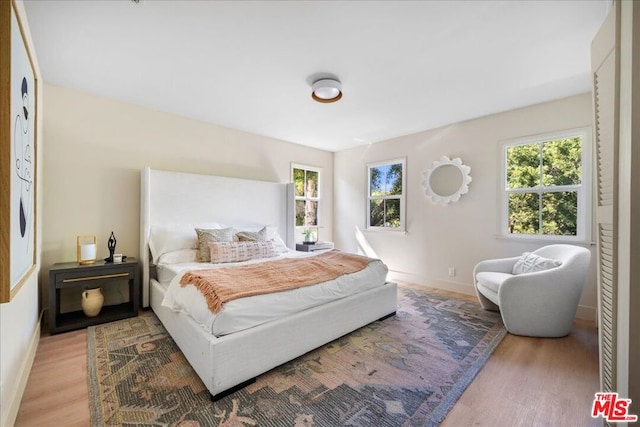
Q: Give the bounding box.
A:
[312,78,342,103]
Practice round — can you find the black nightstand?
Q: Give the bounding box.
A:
[48,258,139,334]
[295,241,335,252]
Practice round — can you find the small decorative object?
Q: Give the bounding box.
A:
[113,253,123,263]
[422,156,472,205]
[81,287,104,317]
[107,231,117,263]
[77,235,97,265]
[302,227,317,245]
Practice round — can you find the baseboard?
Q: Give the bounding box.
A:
[388,270,597,322]
[388,270,476,296]
[575,304,596,322]
[2,319,40,427]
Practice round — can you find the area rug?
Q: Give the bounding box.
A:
[87,284,506,426]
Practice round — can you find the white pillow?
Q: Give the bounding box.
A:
[512,252,562,275]
[156,249,198,265]
[149,223,223,263]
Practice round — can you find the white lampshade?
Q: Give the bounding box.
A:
[77,235,97,265]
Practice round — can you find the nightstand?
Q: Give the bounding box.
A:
[48,258,139,334]
[296,241,335,252]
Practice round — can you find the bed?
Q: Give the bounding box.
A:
[140,167,398,400]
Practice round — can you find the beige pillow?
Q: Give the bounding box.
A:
[195,228,236,262]
[235,226,269,242]
[208,241,278,263]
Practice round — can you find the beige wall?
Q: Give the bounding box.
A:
[0,2,42,425]
[334,93,597,320]
[41,83,334,307]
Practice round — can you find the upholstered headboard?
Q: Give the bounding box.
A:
[140,167,295,307]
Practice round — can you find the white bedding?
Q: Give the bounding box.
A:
[161,250,389,337]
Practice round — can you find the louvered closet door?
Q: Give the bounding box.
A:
[591,3,619,398]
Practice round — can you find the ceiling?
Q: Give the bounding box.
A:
[23,0,610,152]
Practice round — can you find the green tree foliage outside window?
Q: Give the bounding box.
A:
[506,137,581,236]
[369,162,403,228]
[293,167,319,227]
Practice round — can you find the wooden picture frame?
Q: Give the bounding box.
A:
[0,0,38,303]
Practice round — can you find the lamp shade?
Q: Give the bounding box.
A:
[77,235,97,265]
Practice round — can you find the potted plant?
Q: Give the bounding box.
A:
[302,228,316,244]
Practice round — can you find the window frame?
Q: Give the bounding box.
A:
[500,127,592,243]
[291,163,322,229]
[366,157,407,232]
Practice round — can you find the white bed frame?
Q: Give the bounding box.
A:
[140,167,398,399]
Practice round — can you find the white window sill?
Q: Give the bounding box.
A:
[494,234,595,247]
[365,227,407,235]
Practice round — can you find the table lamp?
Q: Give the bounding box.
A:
[77,235,97,265]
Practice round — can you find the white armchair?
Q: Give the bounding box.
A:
[473,244,591,337]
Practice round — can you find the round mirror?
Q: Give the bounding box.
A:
[422,156,472,205]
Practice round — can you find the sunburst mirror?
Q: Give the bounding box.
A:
[422,156,472,205]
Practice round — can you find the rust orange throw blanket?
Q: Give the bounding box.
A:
[179,250,374,313]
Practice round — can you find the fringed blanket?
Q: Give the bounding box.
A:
[179,250,373,313]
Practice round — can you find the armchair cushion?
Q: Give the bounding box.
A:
[512,252,562,275]
[475,272,513,294]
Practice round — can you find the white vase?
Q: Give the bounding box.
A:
[82,288,104,317]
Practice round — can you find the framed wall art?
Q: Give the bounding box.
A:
[1,0,38,303]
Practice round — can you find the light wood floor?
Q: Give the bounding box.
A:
[15,286,600,427]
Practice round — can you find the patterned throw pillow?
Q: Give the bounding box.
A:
[208,241,278,263]
[195,228,236,262]
[512,252,562,275]
[235,226,269,242]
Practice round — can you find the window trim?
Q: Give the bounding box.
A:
[366,157,407,232]
[499,127,592,242]
[291,163,322,228]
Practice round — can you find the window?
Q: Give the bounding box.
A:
[367,158,406,230]
[501,128,591,241]
[292,164,320,227]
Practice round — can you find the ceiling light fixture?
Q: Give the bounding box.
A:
[312,78,342,103]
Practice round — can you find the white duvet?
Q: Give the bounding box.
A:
[160,250,389,337]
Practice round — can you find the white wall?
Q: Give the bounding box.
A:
[0,2,42,426]
[41,84,333,310]
[334,93,597,320]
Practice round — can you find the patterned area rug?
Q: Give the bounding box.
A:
[88,284,505,426]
